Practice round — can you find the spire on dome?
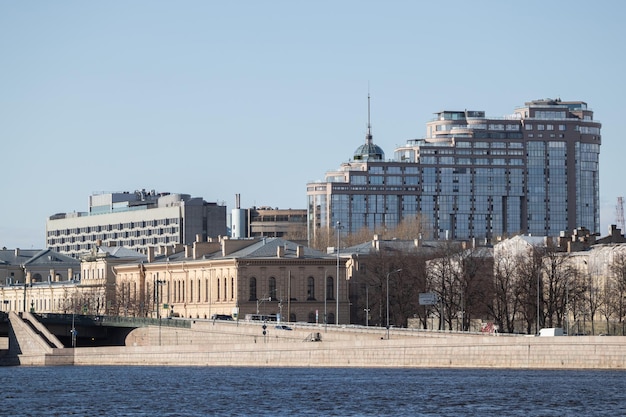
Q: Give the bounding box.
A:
[353,92,384,161]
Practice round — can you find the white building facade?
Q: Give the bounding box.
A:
[46,190,227,257]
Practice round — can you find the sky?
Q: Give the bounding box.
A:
[1,1,625,249]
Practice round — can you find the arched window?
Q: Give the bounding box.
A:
[326,276,334,300]
[223,277,227,300]
[217,278,221,300]
[249,277,257,301]
[197,279,201,302]
[231,277,234,300]
[308,311,316,323]
[307,277,315,300]
[269,277,276,300]
[327,312,335,324]
[289,312,297,322]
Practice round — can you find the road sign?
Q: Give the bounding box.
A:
[419,292,438,305]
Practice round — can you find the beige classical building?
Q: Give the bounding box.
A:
[113,237,350,324]
[0,238,351,324]
[0,248,80,313]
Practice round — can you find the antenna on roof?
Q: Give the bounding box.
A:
[366,85,373,145]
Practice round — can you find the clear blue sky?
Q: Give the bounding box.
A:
[1,1,624,249]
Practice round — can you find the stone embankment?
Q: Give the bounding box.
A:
[5,317,626,369]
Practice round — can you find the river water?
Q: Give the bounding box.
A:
[1,366,623,416]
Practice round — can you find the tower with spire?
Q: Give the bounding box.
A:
[353,94,385,161]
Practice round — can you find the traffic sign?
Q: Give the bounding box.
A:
[419,292,438,305]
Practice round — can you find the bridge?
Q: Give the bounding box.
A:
[0,312,192,365]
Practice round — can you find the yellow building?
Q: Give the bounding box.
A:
[1,238,351,324]
[113,237,350,324]
[0,248,80,313]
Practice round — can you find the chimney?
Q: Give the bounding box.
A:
[14,248,19,257]
[147,247,155,263]
[277,245,285,258]
[296,245,304,258]
[185,245,192,258]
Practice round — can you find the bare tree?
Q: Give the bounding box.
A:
[609,251,626,334]
[386,215,431,241]
[489,251,521,333]
[427,242,464,330]
[453,247,493,331]
[542,249,571,328]
[514,246,544,334]
[349,246,430,328]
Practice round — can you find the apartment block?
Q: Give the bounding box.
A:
[307,98,601,242]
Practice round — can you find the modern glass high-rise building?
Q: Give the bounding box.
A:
[307,98,601,242]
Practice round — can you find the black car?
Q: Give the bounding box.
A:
[211,314,234,321]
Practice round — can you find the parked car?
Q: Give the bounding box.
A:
[275,325,293,331]
[211,314,234,321]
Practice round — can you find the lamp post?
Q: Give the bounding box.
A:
[324,270,328,332]
[386,268,402,339]
[365,285,370,327]
[536,268,541,335]
[335,221,343,325]
[155,278,165,346]
[71,311,76,348]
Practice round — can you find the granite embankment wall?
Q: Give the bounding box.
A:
[62,321,626,369]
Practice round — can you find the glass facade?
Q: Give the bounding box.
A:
[307,99,601,242]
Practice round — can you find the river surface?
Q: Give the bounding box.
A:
[1,366,624,416]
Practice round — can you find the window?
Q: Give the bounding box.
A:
[307,277,316,300]
[326,277,334,300]
[269,277,277,300]
[249,277,257,301]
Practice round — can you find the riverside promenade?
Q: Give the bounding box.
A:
[4,313,626,369]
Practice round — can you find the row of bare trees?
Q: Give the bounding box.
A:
[343,225,626,334]
[490,245,626,335]
[349,241,493,332]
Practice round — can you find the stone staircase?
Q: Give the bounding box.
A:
[2,312,73,366]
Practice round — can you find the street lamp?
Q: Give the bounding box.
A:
[155,278,165,346]
[335,221,343,325]
[365,285,370,327]
[324,270,328,332]
[386,268,402,339]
